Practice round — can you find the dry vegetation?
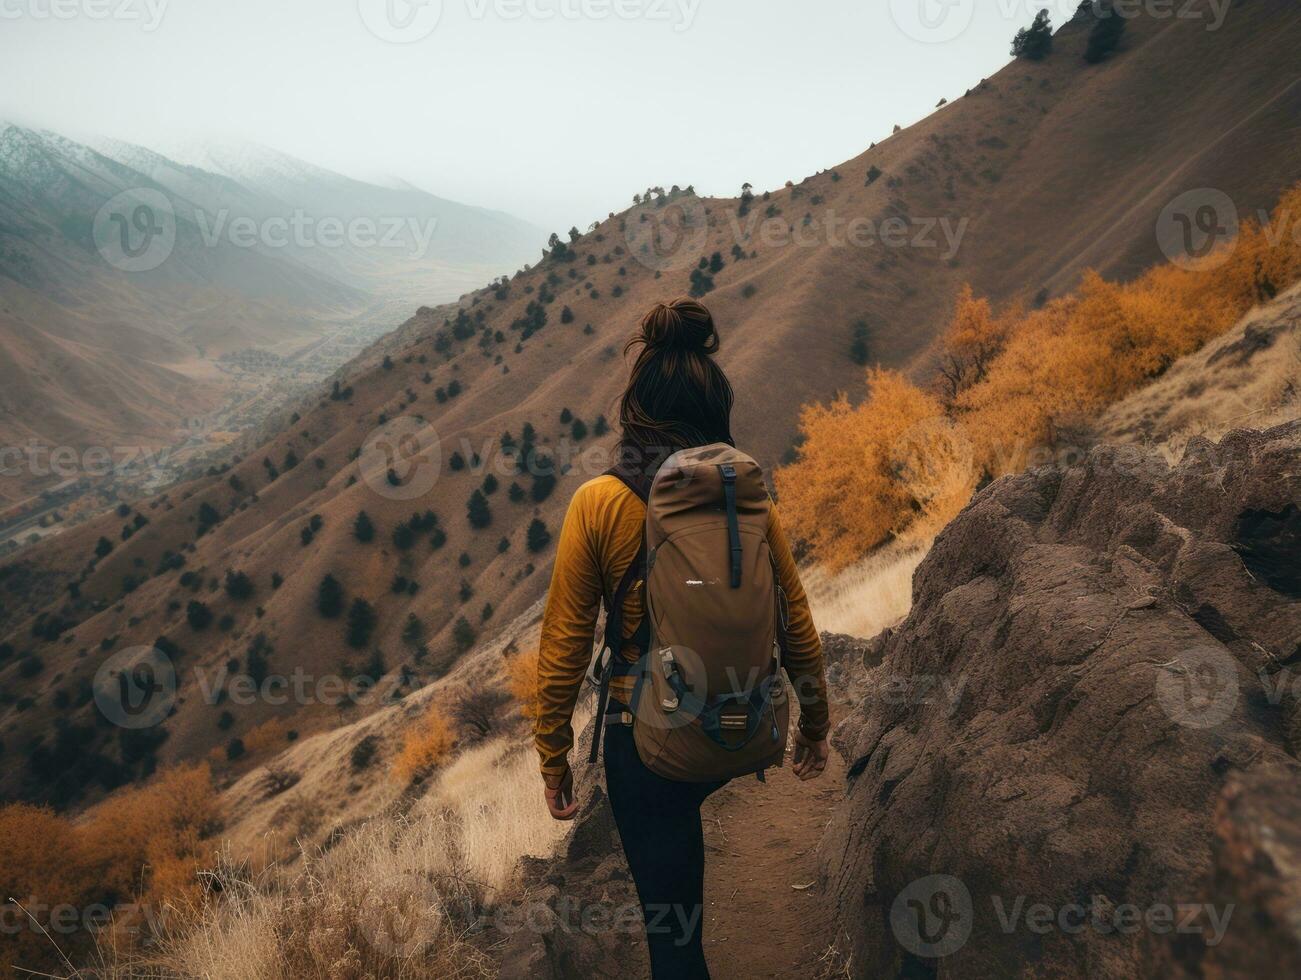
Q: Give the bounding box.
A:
[0,765,216,975]
[779,184,1301,569]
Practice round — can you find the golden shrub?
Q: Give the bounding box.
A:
[393,703,455,783]
[781,182,1301,566]
[0,765,217,972]
[506,648,543,721]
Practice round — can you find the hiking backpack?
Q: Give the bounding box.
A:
[589,443,790,782]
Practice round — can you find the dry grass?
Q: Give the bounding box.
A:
[136,709,588,979]
[804,541,928,640]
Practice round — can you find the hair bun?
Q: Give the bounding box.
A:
[639,298,720,355]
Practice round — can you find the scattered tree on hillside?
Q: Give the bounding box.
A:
[186,600,213,631]
[224,570,254,600]
[1084,1,1126,63]
[95,537,114,559]
[571,418,588,441]
[353,511,375,543]
[1012,9,1054,60]
[527,518,552,553]
[452,616,476,653]
[317,574,344,618]
[467,489,492,528]
[346,598,377,648]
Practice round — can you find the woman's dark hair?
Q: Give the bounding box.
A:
[617,298,734,474]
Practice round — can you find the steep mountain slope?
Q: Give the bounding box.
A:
[0,125,543,510]
[2,0,1300,807]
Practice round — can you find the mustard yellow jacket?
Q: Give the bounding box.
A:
[534,474,831,782]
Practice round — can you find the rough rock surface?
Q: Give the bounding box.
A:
[820,421,1301,978]
[498,715,651,979]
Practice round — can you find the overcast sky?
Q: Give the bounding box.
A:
[0,0,1059,231]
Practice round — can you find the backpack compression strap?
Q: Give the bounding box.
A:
[720,463,742,588]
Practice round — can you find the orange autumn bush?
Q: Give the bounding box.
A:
[507,647,542,721]
[393,703,455,783]
[780,183,1301,569]
[0,764,216,973]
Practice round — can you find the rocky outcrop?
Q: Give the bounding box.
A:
[820,421,1301,977]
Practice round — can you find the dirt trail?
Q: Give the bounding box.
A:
[700,747,845,978]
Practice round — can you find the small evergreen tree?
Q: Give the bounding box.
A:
[1012,9,1054,60]
[346,598,377,649]
[353,511,375,543]
[467,489,492,528]
[186,600,213,630]
[224,570,254,600]
[452,616,476,653]
[527,518,552,553]
[317,574,344,618]
[1084,1,1126,63]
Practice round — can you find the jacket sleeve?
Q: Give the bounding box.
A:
[767,505,832,740]
[534,487,604,784]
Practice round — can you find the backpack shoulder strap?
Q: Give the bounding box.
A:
[589,466,648,764]
[604,464,651,503]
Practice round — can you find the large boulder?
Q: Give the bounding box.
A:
[820,421,1301,978]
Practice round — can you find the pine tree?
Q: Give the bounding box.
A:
[527,518,552,553]
[467,489,492,528]
[317,574,344,618]
[1084,2,1126,63]
[1011,9,1054,61]
[346,598,377,649]
[353,511,375,543]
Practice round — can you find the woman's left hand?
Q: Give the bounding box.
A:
[792,731,829,781]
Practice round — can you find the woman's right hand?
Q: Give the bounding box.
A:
[543,767,578,820]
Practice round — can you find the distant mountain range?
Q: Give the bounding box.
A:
[0,123,544,509]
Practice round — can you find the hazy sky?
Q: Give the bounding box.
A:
[0,0,1061,231]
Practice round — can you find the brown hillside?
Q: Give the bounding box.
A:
[2,0,1301,807]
